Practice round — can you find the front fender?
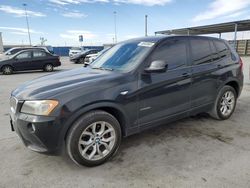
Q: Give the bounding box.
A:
[56,101,130,149]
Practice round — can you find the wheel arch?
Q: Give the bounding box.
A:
[1,64,14,71]
[62,102,129,143]
[224,80,240,97]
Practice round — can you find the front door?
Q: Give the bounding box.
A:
[138,38,192,127]
[13,51,32,71]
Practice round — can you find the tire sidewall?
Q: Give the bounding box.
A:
[216,86,237,120]
[66,111,121,167]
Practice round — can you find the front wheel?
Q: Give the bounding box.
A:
[2,65,13,75]
[210,85,237,120]
[66,110,121,167]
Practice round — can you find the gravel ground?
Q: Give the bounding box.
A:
[0,57,250,188]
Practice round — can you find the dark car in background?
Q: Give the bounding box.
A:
[10,36,243,166]
[0,49,61,74]
[70,49,100,64]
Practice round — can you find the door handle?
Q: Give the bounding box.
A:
[217,64,222,68]
[182,73,191,78]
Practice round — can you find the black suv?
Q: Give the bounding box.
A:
[10,36,243,166]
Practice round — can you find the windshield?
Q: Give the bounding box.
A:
[91,41,154,72]
[4,49,13,55]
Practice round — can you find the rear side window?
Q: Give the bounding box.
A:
[33,51,47,57]
[214,40,230,58]
[151,39,187,70]
[190,39,212,65]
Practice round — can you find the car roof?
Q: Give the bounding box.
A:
[122,35,225,44]
[14,49,48,55]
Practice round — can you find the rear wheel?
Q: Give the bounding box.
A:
[210,85,237,120]
[44,64,54,72]
[2,65,13,75]
[66,110,121,167]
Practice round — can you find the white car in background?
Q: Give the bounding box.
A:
[84,48,110,65]
[69,47,82,58]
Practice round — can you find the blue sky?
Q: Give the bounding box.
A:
[0,0,250,46]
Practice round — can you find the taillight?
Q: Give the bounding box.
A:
[239,57,243,71]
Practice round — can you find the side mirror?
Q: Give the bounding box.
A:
[144,60,167,73]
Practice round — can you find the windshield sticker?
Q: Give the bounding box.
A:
[138,42,155,47]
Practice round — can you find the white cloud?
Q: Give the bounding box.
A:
[223,10,248,19]
[0,5,46,17]
[49,0,171,6]
[0,27,44,35]
[60,30,97,40]
[113,0,171,6]
[62,11,87,18]
[192,0,250,22]
[49,0,108,5]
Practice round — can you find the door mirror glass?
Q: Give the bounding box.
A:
[144,60,167,73]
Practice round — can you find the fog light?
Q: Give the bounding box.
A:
[27,123,36,133]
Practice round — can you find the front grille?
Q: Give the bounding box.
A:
[10,97,18,113]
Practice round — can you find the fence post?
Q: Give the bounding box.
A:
[244,40,248,56]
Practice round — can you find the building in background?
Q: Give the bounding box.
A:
[0,32,4,53]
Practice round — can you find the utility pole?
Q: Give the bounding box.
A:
[145,15,148,37]
[23,3,32,46]
[0,32,4,53]
[113,11,117,43]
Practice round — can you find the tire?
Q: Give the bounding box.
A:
[43,64,54,72]
[2,65,13,75]
[66,110,122,167]
[78,58,85,64]
[209,85,237,120]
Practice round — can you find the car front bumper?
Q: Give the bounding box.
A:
[10,110,63,154]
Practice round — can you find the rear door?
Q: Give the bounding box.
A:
[31,50,50,69]
[13,51,33,71]
[189,38,221,109]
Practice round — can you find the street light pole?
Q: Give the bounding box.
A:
[145,15,148,37]
[113,11,117,43]
[23,3,32,46]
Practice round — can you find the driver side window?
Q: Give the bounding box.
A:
[150,39,188,70]
[16,51,32,60]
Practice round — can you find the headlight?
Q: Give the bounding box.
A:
[21,100,59,116]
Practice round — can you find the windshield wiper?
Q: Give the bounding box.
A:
[92,67,113,71]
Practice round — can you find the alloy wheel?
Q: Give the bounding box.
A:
[45,64,53,72]
[3,66,13,75]
[78,121,116,161]
[220,91,235,116]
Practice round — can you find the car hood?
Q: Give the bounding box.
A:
[12,67,120,100]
